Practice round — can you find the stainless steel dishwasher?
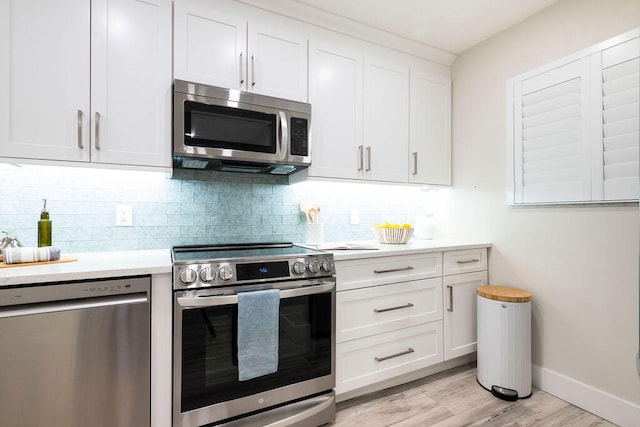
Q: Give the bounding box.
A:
[0,276,151,427]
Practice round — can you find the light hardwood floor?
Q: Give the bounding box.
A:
[332,364,616,426]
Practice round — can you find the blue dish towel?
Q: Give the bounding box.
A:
[237,289,280,381]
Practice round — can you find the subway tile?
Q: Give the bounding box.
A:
[0,165,422,250]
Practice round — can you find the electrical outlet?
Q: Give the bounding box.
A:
[116,205,133,226]
[350,209,360,225]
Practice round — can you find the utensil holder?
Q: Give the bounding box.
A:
[305,223,324,245]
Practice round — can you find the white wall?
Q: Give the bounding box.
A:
[445,0,640,407]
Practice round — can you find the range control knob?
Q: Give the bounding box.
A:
[179,268,197,285]
[218,265,234,281]
[320,259,333,272]
[292,261,306,275]
[307,260,319,274]
[199,267,216,282]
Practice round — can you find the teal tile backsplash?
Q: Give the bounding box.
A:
[0,164,423,252]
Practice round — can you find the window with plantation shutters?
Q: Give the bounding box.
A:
[599,38,640,201]
[513,59,591,204]
[508,29,640,205]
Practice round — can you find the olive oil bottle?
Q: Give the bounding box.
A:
[38,199,52,247]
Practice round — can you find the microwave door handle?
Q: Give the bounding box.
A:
[278,111,288,161]
[177,282,335,308]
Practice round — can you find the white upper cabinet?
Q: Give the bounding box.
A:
[0,0,172,169]
[174,2,246,91]
[308,32,363,179]
[0,0,91,162]
[91,0,172,167]
[174,0,308,102]
[363,49,410,183]
[508,29,639,204]
[305,29,451,185]
[409,66,452,185]
[248,19,308,102]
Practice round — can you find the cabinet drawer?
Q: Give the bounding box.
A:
[336,252,442,291]
[337,278,442,342]
[443,248,487,275]
[335,321,443,395]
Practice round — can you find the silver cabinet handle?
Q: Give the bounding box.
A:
[373,266,414,274]
[374,303,414,313]
[365,146,371,171]
[358,145,364,171]
[457,258,480,264]
[251,54,256,87]
[412,152,418,175]
[77,110,84,149]
[447,285,453,312]
[94,112,101,150]
[239,52,244,85]
[375,348,414,362]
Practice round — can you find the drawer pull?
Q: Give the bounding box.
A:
[456,258,479,264]
[374,303,414,313]
[373,266,414,274]
[375,348,415,362]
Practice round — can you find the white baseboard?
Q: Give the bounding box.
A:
[532,364,640,427]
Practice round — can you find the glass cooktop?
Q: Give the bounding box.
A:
[171,242,324,262]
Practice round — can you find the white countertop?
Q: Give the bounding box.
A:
[0,249,172,287]
[0,239,491,287]
[310,239,492,260]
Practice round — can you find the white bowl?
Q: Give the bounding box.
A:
[373,227,414,244]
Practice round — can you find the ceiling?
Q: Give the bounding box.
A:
[293,0,559,55]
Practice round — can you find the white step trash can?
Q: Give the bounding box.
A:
[477,285,532,401]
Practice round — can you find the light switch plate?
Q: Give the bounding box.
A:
[350,209,359,225]
[116,205,133,226]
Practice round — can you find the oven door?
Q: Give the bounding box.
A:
[173,278,335,427]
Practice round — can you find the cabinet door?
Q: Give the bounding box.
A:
[443,270,487,360]
[409,70,451,185]
[364,53,409,182]
[0,0,90,162]
[308,36,363,179]
[173,0,246,90]
[248,17,307,102]
[91,0,172,167]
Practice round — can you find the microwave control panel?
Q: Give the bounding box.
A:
[290,117,309,157]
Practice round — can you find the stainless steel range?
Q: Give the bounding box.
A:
[171,242,336,427]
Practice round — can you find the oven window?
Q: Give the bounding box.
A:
[184,101,276,153]
[180,293,332,412]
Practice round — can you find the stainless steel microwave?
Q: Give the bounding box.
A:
[173,80,311,175]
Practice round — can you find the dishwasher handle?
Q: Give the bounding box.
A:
[0,292,149,319]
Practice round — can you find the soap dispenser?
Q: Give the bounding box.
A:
[38,199,52,247]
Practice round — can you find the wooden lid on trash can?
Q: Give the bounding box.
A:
[477,285,531,303]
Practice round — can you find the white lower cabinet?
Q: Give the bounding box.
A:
[337,278,443,343]
[443,271,487,359]
[336,322,443,394]
[443,248,488,360]
[335,246,489,397]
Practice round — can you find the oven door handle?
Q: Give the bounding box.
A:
[177,282,335,308]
